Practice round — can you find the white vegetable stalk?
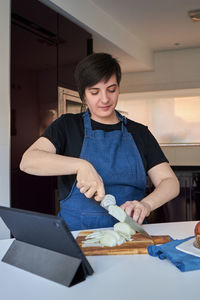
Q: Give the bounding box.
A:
[114,222,136,237]
[82,205,136,247]
[108,205,127,222]
[82,222,135,247]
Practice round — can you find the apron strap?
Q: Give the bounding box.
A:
[115,110,127,133]
[83,108,127,134]
[83,109,92,130]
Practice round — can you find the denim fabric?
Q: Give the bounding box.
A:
[147,236,200,272]
[59,109,146,230]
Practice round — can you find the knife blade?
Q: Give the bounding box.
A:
[121,213,152,239]
[100,194,152,239]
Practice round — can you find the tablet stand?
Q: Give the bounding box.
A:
[2,239,86,287]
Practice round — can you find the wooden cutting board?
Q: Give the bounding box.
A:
[76,230,171,255]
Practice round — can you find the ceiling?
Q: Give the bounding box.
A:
[90,0,200,72]
[40,0,200,73]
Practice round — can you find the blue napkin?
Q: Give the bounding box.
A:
[147,236,200,272]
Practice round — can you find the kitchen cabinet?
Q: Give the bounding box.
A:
[57,13,92,90]
[11,0,92,214]
[146,168,200,223]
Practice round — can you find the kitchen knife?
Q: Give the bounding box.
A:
[100,194,152,239]
[116,212,152,239]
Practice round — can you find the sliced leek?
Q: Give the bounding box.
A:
[100,230,125,246]
[114,222,136,236]
[100,232,119,247]
[82,221,135,247]
[108,205,127,222]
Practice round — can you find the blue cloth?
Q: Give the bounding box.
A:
[147,236,200,272]
[59,109,146,230]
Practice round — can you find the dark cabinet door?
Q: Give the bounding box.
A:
[12,0,57,36]
[57,14,92,90]
[146,172,200,223]
[11,0,92,215]
[11,9,58,214]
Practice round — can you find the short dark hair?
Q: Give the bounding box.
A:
[74,53,121,101]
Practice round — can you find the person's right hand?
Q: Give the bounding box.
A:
[76,160,105,201]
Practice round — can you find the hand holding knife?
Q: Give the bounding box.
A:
[101,194,152,239]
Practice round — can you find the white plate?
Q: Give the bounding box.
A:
[176,237,200,258]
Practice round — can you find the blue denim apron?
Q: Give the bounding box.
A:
[59,109,146,230]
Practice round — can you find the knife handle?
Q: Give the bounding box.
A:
[100,194,116,211]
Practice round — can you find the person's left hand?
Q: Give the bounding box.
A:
[120,200,151,225]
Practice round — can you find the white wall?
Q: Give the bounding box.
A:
[161,146,200,166]
[120,48,200,93]
[119,48,200,166]
[117,89,200,166]
[0,0,10,239]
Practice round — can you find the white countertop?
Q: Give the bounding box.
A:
[0,221,199,300]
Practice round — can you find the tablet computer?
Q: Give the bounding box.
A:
[0,206,94,278]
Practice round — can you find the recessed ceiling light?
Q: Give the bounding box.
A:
[188,9,200,21]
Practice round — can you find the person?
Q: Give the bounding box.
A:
[20,53,180,231]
